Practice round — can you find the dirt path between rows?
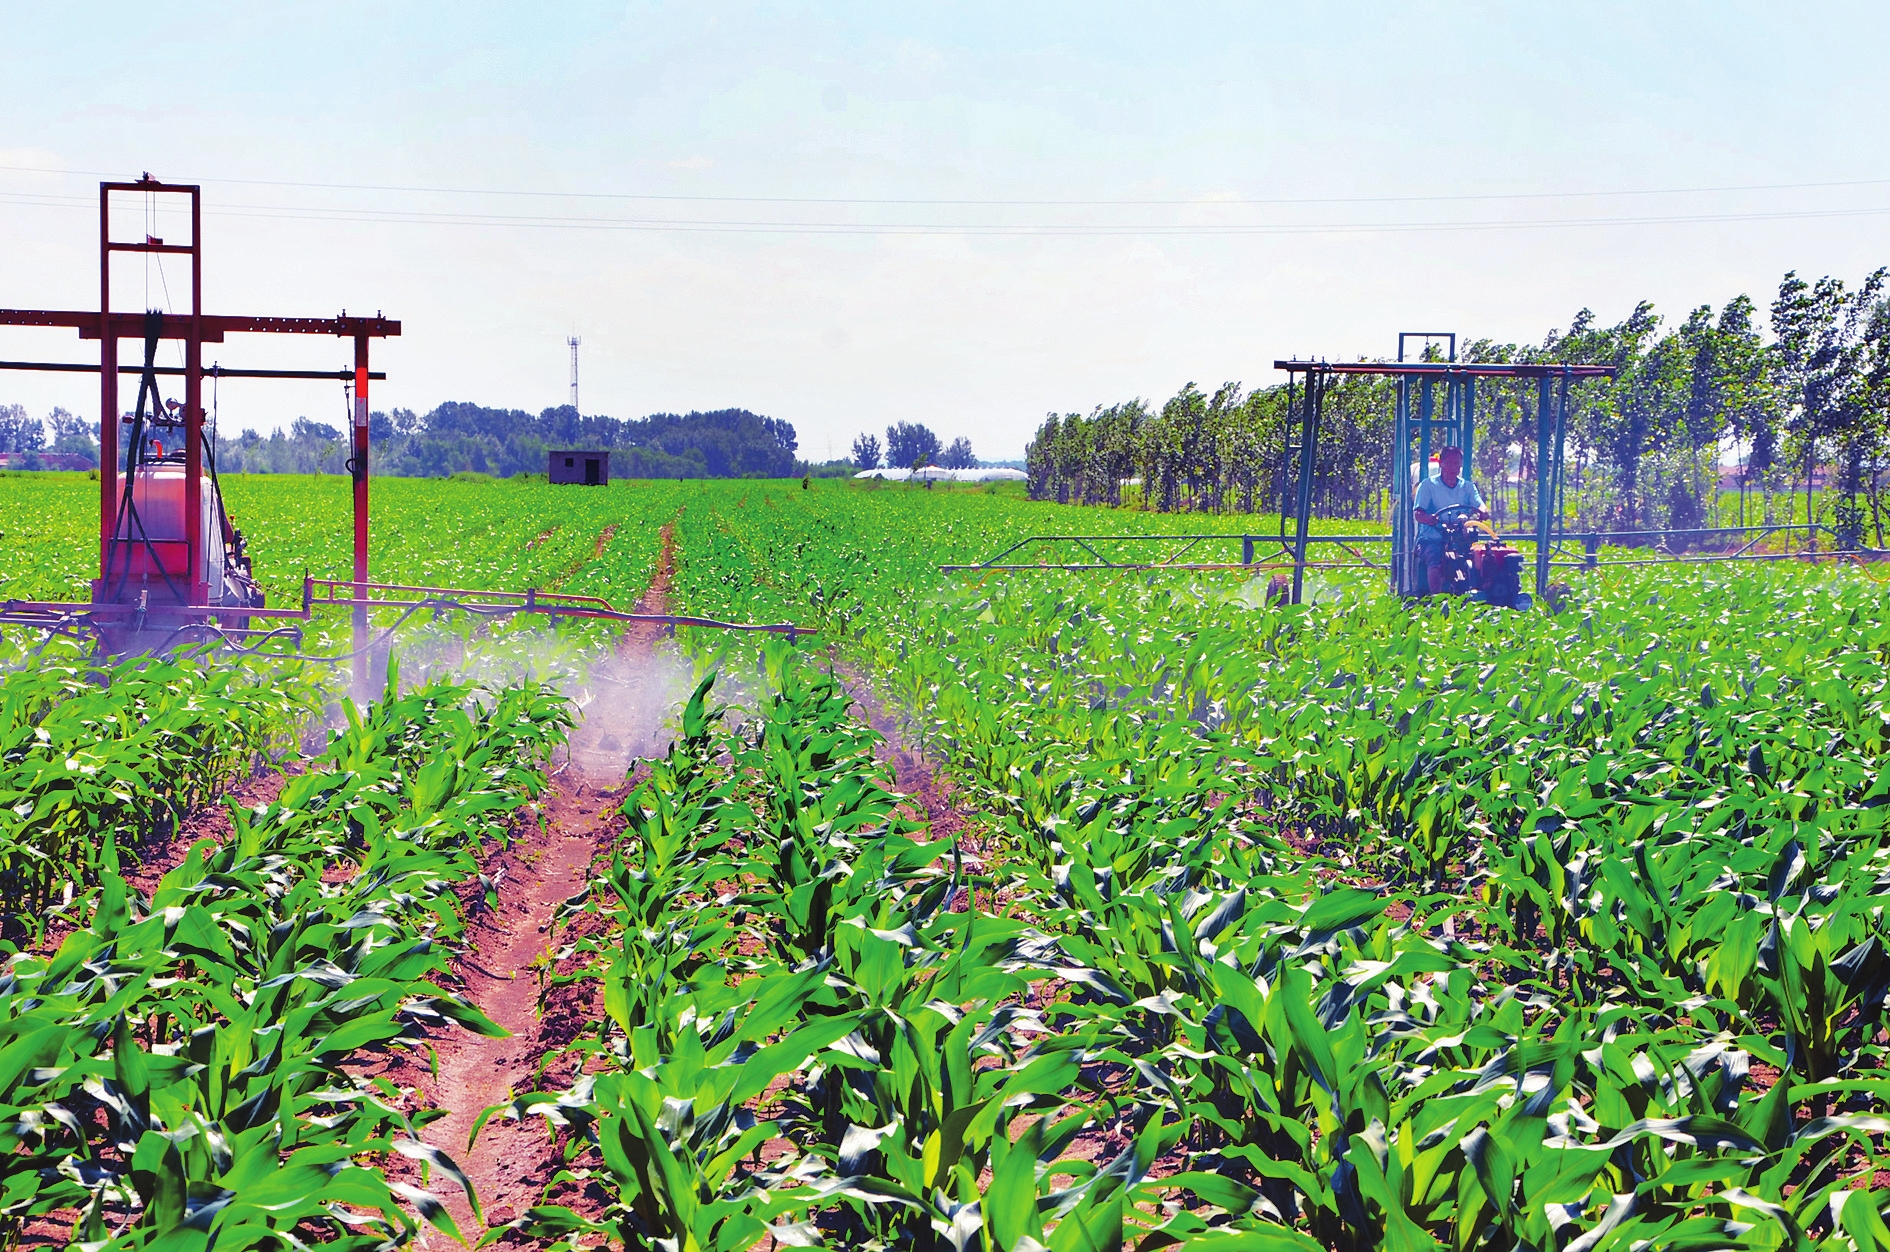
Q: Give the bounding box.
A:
[562,515,688,775]
[832,661,1183,1182]
[13,523,688,1248]
[415,517,686,1245]
[411,782,620,1245]
[846,682,1026,941]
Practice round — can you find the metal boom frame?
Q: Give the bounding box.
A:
[944,338,1886,586]
[1274,354,1617,603]
[0,177,400,691]
[0,177,814,683]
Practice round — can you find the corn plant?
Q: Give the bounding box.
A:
[0,642,321,930]
[644,485,1890,1249]
[0,667,568,1250]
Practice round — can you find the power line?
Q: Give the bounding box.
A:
[7,191,1890,237]
[2,161,1889,208]
[5,187,1890,237]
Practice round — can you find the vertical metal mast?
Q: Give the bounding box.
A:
[1289,369,1321,605]
[567,335,581,411]
[1534,374,1563,598]
[96,176,205,604]
[352,332,371,699]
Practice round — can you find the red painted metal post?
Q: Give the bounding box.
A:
[97,190,115,590]
[184,187,205,604]
[352,335,370,698]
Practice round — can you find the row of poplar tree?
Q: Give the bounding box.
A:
[1025,268,1890,547]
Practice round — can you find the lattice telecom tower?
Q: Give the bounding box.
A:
[567,335,580,410]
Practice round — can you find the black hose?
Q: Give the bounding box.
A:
[204,364,233,545]
[105,311,186,606]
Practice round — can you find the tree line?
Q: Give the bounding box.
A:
[1026,268,1890,547]
[234,403,806,479]
[0,401,819,480]
[851,421,977,471]
[0,406,100,467]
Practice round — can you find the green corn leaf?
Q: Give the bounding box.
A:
[986,1127,1045,1251]
[1300,886,1386,936]
[1162,1170,1258,1216]
[1048,1192,1121,1252]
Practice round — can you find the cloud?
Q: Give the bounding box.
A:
[666,155,714,171]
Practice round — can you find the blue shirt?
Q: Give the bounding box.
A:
[1414,472,1483,541]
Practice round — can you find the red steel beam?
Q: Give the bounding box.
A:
[0,360,386,379]
[97,199,115,579]
[0,309,401,339]
[104,243,196,255]
[208,314,400,337]
[309,579,615,608]
[0,593,815,636]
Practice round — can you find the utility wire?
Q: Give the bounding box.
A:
[2,160,1889,207]
[4,188,1890,237]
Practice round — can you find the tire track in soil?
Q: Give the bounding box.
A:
[833,660,972,851]
[415,519,685,1246]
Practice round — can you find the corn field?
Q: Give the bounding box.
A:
[4,475,1890,1249]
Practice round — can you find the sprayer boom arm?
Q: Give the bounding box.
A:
[0,575,813,648]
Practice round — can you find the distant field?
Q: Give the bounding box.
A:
[5,469,1890,1248]
[0,471,1336,607]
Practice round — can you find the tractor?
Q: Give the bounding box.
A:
[1422,503,1530,610]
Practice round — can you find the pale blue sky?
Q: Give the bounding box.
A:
[4,2,1888,459]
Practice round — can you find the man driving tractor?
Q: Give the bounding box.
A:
[1412,444,1487,595]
